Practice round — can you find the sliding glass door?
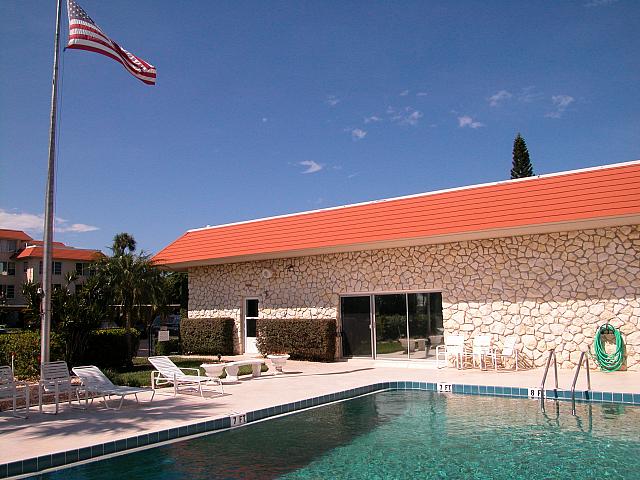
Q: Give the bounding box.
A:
[375,294,408,359]
[341,292,443,359]
[340,296,372,357]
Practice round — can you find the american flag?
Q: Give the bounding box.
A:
[66,0,156,85]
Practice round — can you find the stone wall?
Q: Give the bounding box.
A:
[188,225,640,370]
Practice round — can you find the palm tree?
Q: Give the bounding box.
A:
[111,232,137,256]
[94,234,163,360]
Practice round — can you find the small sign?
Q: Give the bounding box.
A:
[437,382,452,393]
[229,412,246,428]
[157,330,170,342]
[529,387,542,399]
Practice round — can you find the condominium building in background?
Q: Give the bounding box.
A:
[0,229,102,307]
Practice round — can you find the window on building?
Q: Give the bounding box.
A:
[39,261,43,275]
[0,285,14,299]
[52,261,62,275]
[0,240,17,252]
[23,261,28,273]
[75,262,93,276]
[0,262,15,276]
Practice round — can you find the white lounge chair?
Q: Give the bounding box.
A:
[39,361,85,414]
[0,365,30,418]
[435,335,466,369]
[495,337,520,371]
[72,365,155,410]
[468,335,497,370]
[148,356,224,397]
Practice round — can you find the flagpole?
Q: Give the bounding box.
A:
[41,0,63,368]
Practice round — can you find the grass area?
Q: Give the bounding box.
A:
[375,341,405,355]
[104,356,268,387]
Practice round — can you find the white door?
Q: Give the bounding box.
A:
[244,298,259,354]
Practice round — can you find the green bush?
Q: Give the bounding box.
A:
[180,318,234,355]
[0,331,64,378]
[84,328,140,368]
[155,338,181,355]
[256,318,336,362]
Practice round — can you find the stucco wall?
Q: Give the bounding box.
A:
[188,225,640,370]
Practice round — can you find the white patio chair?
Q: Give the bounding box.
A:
[435,335,466,369]
[148,356,223,397]
[495,337,520,371]
[468,335,497,370]
[0,365,30,418]
[72,366,155,410]
[39,361,85,414]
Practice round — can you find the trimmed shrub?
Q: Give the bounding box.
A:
[0,331,64,379]
[256,318,336,362]
[155,338,181,355]
[180,318,234,355]
[84,328,140,368]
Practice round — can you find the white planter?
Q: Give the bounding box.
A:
[267,354,290,374]
[200,363,227,378]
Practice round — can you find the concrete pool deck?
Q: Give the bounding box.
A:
[1,356,639,477]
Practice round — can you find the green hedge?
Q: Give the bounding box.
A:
[155,338,181,355]
[0,331,64,378]
[256,318,336,362]
[180,318,234,355]
[84,328,140,368]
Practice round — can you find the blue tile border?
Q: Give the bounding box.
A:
[2,381,639,479]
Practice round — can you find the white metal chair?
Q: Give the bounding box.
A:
[0,366,30,418]
[435,335,466,369]
[72,365,155,410]
[148,356,223,397]
[39,361,85,414]
[468,335,497,370]
[495,337,520,370]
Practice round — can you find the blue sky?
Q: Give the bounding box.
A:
[1,0,638,254]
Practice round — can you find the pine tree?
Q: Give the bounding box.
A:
[511,133,534,179]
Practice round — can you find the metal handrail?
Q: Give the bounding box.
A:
[571,351,591,415]
[540,348,558,403]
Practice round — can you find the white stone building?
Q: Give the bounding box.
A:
[155,161,640,370]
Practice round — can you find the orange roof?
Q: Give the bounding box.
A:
[0,229,32,241]
[15,246,103,262]
[153,161,640,268]
[27,240,67,248]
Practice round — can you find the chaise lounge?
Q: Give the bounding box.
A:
[72,365,155,410]
[148,356,224,397]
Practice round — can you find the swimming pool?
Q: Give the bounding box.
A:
[39,391,640,479]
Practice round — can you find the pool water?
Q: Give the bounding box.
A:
[39,391,640,479]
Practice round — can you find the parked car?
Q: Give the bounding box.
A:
[151,314,181,337]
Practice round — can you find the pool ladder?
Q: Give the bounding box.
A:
[539,349,558,411]
[540,348,591,415]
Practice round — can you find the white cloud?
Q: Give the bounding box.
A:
[458,115,485,129]
[399,89,409,96]
[261,117,268,123]
[351,128,367,140]
[0,208,99,234]
[388,106,423,126]
[545,95,575,118]
[364,115,382,124]
[488,90,513,107]
[299,160,323,174]
[325,95,340,107]
[416,92,428,97]
[403,110,423,125]
[518,86,543,103]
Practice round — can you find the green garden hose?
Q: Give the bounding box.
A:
[593,324,625,372]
